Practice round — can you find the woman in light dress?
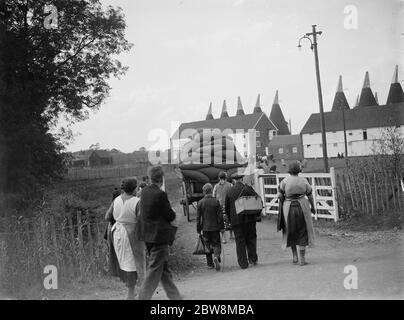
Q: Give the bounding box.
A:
[277,161,316,266]
[105,178,146,299]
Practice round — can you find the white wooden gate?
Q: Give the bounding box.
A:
[258,167,339,221]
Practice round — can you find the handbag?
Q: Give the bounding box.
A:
[192,234,211,255]
[234,184,263,215]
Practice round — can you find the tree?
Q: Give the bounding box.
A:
[372,125,404,178]
[0,0,132,194]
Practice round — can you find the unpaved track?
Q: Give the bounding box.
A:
[175,220,403,300]
[65,217,403,300]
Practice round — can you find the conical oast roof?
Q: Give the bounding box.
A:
[331,75,350,111]
[269,90,290,135]
[220,100,229,118]
[358,71,378,107]
[236,96,245,116]
[206,102,214,120]
[253,94,262,113]
[386,65,404,104]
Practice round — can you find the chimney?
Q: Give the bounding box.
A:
[220,100,229,118]
[386,65,404,104]
[269,90,290,135]
[253,94,262,113]
[358,71,378,107]
[331,75,350,111]
[236,96,245,116]
[206,102,214,120]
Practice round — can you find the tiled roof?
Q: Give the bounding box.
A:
[269,104,290,135]
[300,102,404,134]
[172,112,276,139]
[358,87,378,107]
[269,134,301,146]
[386,83,404,104]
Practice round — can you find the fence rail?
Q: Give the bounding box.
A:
[0,209,109,293]
[65,164,175,180]
[335,171,403,216]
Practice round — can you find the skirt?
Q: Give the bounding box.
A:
[286,200,308,247]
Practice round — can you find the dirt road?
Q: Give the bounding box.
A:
[72,215,403,300]
[174,219,403,300]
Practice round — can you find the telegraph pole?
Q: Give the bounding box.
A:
[341,106,348,162]
[299,25,329,172]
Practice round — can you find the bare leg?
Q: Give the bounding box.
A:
[291,245,298,264]
[299,246,307,266]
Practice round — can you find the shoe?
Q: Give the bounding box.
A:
[299,249,308,266]
[292,246,299,264]
[213,257,221,271]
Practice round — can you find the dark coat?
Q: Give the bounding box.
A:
[135,184,177,245]
[224,181,259,227]
[196,195,224,233]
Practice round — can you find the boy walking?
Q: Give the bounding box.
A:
[213,171,233,243]
[197,183,224,271]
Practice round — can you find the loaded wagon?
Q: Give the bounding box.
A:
[179,163,245,221]
[177,129,248,221]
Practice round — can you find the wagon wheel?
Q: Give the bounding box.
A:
[181,181,191,222]
[184,196,191,222]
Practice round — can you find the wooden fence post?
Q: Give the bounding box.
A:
[330,167,338,222]
[76,210,84,277]
[67,212,76,276]
[85,210,94,272]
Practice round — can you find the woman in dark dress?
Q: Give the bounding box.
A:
[277,161,316,266]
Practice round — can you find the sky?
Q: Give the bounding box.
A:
[65,0,404,153]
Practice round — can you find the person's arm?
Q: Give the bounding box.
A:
[104,202,114,222]
[217,202,224,231]
[277,180,285,201]
[160,191,176,222]
[212,184,218,199]
[305,182,316,214]
[224,194,230,221]
[196,201,202,234]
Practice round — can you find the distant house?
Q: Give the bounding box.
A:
[70,150,92,167]
[300,67,404,158]
[111,151,150,167]
[89,150,113,167]
[269,135,303,161]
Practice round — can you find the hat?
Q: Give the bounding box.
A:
[231,172,244,180]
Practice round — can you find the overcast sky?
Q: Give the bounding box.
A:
[65,0,403,153]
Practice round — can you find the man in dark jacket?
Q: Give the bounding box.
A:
[197,183,224,271]
[225,172,260,269]
[136,166,182,300]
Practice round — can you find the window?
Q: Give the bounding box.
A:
[348,132,353,136]
[279,147,284,154]
[363,129,367,140]
[333,143,338,147]
[292,147,297,153]
[306,144,311,148]
[256,131,260,137]
[273,130,277,136]
[256,141,261,147]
